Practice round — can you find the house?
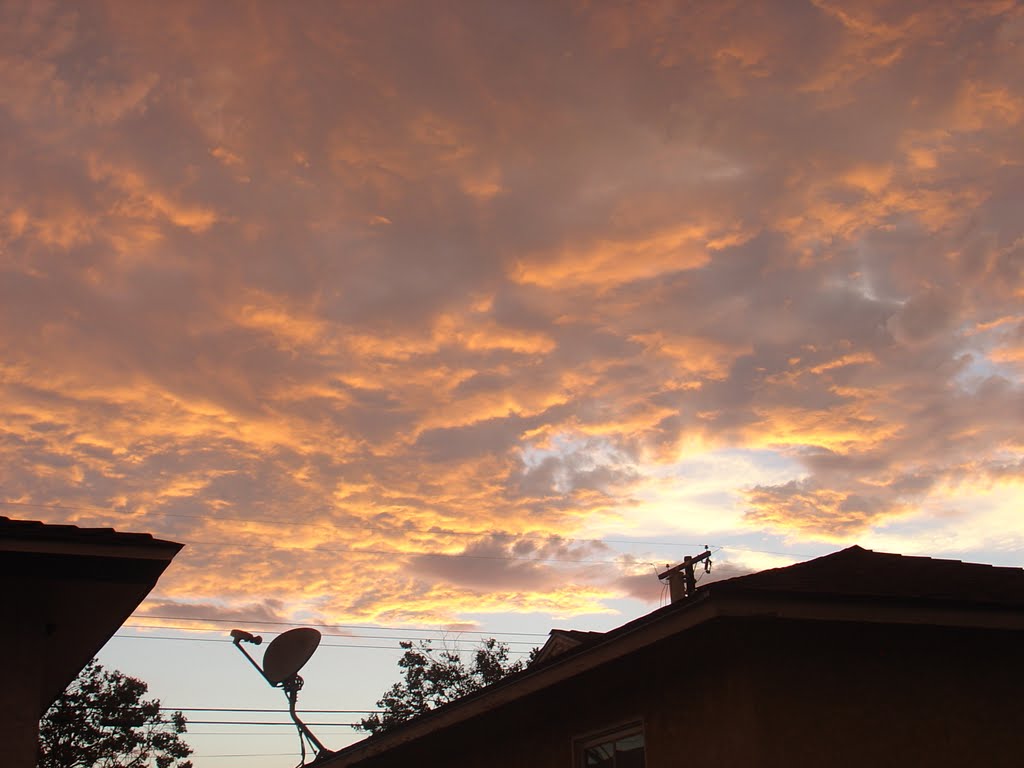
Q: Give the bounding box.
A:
[0,516,183,768]
[321,545,1024,768]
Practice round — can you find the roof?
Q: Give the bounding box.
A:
[708,545,1024,607]
[531,629,605,665]
[322,545,1024,767]
[1,516,183,713]
[523,545,1024,674]
[0,515,182,558]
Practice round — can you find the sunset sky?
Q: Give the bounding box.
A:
[3,1,1023,765]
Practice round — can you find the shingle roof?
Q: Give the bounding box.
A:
[0,515,181,552]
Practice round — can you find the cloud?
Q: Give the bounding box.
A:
[0,0,1022,627]
[134,599,294,630]
[409,533,612,592]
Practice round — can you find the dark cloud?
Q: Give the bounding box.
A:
[408,534,612,593]
[136,599,294,628]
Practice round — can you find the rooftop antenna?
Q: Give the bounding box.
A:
[230,627,333,765]
[657,546,712,603]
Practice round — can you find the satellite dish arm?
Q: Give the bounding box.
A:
[285,678,331,758]
[230,629,274,685]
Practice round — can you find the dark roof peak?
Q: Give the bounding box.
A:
[706,544,1024,607]
[530,629,606,666]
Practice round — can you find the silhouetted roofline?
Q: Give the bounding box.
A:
[321,545,1024,767]
[531,629,606,665]
[704,545,1024,608]
[0,515,182,560]
[1,516,184,712]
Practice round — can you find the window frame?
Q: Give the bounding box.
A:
[573,720,646,768]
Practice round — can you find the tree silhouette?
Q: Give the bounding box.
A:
[357,638,533,734]
[38,659,193,768]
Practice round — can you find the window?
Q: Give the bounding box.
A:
[577,724,645,768]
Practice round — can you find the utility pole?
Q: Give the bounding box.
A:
[657,547,712,603]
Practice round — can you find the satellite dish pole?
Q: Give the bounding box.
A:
[231,627,333,764]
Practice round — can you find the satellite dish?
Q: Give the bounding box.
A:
[263,627,322,685]
[229,625,332,762]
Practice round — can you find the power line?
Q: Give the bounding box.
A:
[107,634,535,654]
[83,720,361,728]
[191,757,299,765]
[190,733,329,741]
[0,498,714,550]
[177,538,655,566]
[131,613,551,638]
[183,721,361,726]
[187,732,367,739]
[165,708,381,713]
[1,498,820,559]
[125,623,542,643]
[145,509,713,550]
[119,623,541,645]
[111,634,387,648]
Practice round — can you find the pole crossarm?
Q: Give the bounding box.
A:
[657,548,713,603]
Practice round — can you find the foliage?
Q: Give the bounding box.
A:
[357,638,533,734]
[38,659,193,768]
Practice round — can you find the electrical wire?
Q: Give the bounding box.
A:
[0,499,641,547]
[187,731,367,739]
[181,721,361,726]
[186,733,367,740]
[128,613,551,637]
[176,538,656,566]
[191,754,300,759]
[0,498,821,559]
[108,634,407,649]
[162,708,380,713]
[118,624,541,646]
[106,634,535,654]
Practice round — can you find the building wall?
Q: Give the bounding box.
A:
[343,617,1024,768]
[1,544,179,768]
[1,589,46,768]
[721,618,1024,767]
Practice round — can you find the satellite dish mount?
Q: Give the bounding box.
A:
[231,627,332,763]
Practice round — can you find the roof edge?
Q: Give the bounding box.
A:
[0,516,183,560]
[322,584,1024,766]
[322,594,720,766]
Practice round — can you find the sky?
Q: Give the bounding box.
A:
[2,0,1023,765]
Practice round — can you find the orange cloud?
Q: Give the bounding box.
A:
[511,224,735,288]
[1,0,1022,629]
